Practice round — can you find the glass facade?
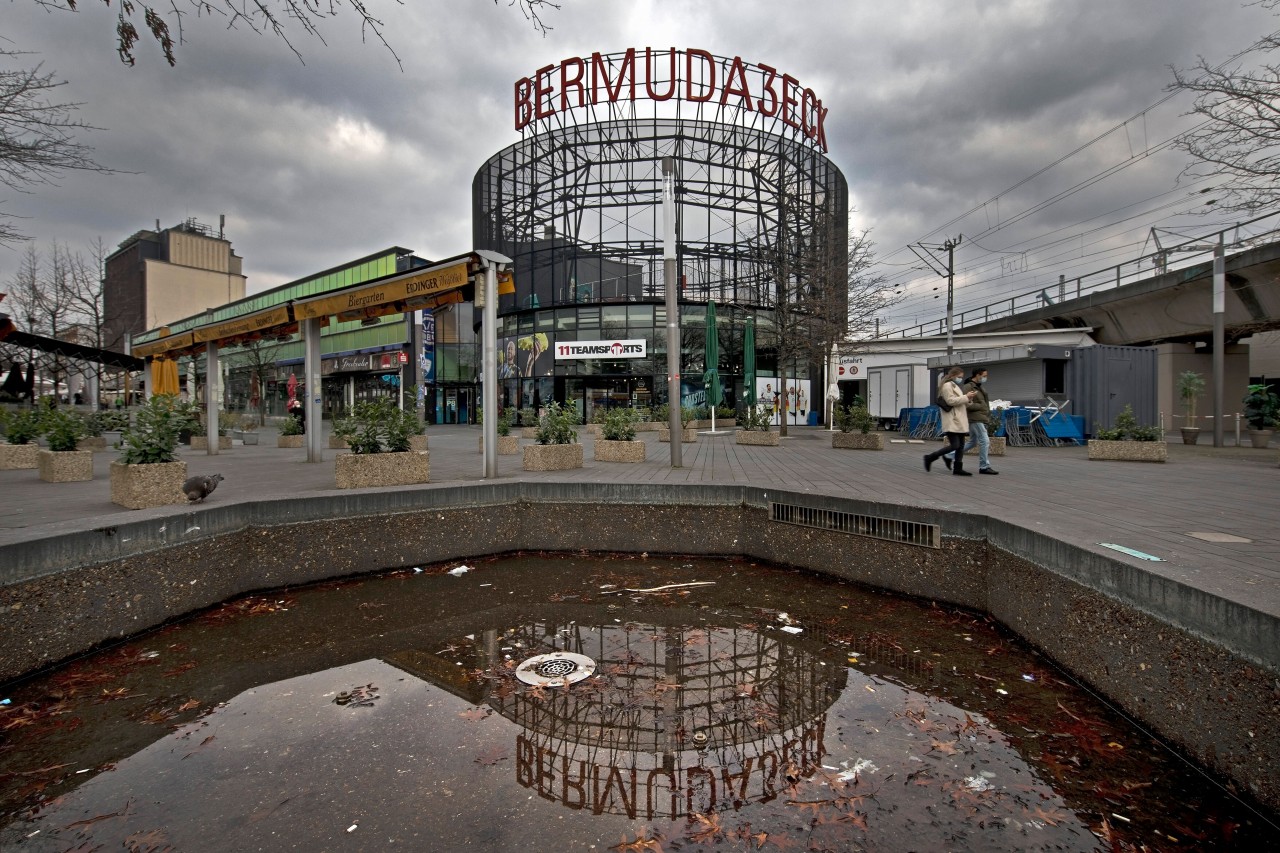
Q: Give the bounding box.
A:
[473,116,848,421]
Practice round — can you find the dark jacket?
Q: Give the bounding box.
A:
[963,380,991,425]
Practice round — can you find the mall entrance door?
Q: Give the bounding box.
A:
[565,377,647,424]
[436,386,476,424]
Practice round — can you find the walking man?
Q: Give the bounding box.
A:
[944,366,999,475]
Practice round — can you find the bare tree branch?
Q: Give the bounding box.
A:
[1170,29,1280,213]
[29,0,560,67]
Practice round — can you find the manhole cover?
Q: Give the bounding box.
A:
[515,652,596,687]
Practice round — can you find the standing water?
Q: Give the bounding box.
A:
[0,554,1273,851]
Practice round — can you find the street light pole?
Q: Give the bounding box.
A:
[662,156,683,467]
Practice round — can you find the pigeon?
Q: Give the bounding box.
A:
[183,473,224,503]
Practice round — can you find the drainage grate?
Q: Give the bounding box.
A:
[770,502,941,549]
[515,652,597,687]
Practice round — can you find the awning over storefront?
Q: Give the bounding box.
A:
[0,325,145,371]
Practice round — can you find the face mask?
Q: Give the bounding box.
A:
[953,377,964,385]
[976,377,986,384]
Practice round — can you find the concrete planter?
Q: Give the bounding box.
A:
[335,451,429,489]
[693,419,737,430]
[1248,429,1273,449]
[478,434,521,455]
[190,435,232,451]
[79,436,108,452]
[586,423,602,436]
[101,430,122,447]
[38,449,94,482]
[0,443,41,470]
[989,436,1006,456]
[329,435,350,449]
[409,434,429,451]
[832,431,884,450]
[634,421,664,432]
[1087,439,1167,462]
[658,428,698,443]
[594,439,647,463]
[241,432,260,446]
[277,435,305,448]
[109,460,188,509]
[522,443,584,471]
[520,426,538,440]
[736,430,779,446]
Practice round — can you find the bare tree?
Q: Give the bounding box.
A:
[29,0,560,67]
[226,336,287,425]
[1170,24,1280,213]
[0,51,109,246]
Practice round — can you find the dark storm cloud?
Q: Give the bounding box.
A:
[2,0,1274,330]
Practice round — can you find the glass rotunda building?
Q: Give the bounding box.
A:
[473,48,849,424]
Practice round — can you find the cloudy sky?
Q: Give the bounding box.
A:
[4,0,1276,331]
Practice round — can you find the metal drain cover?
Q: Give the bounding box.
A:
[515,652,596,687]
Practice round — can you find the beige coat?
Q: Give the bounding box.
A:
[938,378,971,434]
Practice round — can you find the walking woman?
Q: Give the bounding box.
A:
[924,366,976,476]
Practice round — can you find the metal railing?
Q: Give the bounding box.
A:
[886,210,1280,339]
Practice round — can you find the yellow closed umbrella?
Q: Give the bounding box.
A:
[151,357,181,396]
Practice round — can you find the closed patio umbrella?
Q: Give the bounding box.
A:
[703,301,723,433]
[151,357,180,396]
[743,315,756,408]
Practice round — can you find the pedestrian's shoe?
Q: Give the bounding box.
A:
[953,469,973,476]
[980,468,999,475]
[943,456,953,471]
[923,454,934,472]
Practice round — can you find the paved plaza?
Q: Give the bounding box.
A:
[2,424,1277,631]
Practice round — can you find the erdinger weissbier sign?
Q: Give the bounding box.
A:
[514,48,830,152]
[555,339,648,360]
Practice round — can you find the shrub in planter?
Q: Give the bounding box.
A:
[524,402,584,470]
[1177,370,1205,444]
[333,398,429,488]
[734,402,778,446]
[832,402,882,449]
[1242,383,1279,447]
[112,394,188,508]
[595,408,646,462]
[479,409,519,454]
[278,414,305,447]
[1088,405,1166,462]
[0,408,43,469]
[38,404,94,482]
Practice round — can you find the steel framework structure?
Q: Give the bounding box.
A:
[473,116,848,316]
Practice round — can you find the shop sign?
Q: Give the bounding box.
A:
[294,262,470,321]
[837,355,862,380]
[555,339,647,360]
[322,354,373,375]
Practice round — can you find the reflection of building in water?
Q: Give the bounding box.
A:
[387,619,846,820]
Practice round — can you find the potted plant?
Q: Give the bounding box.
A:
[594,407,646,463]
[37,405,94,482]
[735,402,779,446]
[519,407,539,439]
[480,408,520,455]
[278,412,305,448]
[0,408,43,470]
[586,406,607,435]
[715,404,737,429]
[1088,404,1167,462]
[192,409,234,450]
[1242,383,1279,448]
[1177,371,1206,445]
[97,409,130,447]
[523,401,583,471]
[659,406,699,444]
[111,394,188,508]
[237,415,261,446]
[832,403,883,450]
[332,397,429,489]
[79,411,108,451]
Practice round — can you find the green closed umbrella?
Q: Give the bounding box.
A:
[743,315,757,408]
[703,301,723,432]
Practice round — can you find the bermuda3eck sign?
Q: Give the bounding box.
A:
[514,48,831,152]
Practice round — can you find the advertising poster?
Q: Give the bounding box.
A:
[756,378,811,426]
[420,312,436,385]
[499,332,551,378]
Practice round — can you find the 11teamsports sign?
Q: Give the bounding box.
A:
[555,339,648,360]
